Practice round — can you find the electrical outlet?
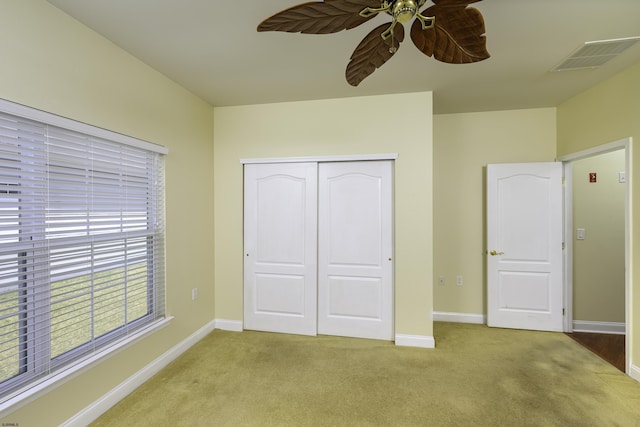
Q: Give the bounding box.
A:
[456,276,463,286]
[438,276,445,286]
[191,288,198,300]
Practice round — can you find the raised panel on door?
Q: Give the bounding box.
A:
[244,162,317,336]
[487,162,563,332]
[318,161,393,340]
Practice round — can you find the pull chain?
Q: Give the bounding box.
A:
[389,30,397,54]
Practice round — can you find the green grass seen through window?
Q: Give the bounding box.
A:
[0,264,149,383]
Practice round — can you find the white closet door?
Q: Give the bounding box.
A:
[318,161,394,340]
[244,162,318,336]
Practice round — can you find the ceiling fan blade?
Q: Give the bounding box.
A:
[411,1,490,64]
[346,23,405,87]
[257,0,381,34]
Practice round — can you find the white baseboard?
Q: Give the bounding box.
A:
[433,311,486,325]
[572,320,626,335]
[214,319,243,332]
[395,334,435,349]
[0,317,172,419]
[62,319,217,427]
[630,363,640,383]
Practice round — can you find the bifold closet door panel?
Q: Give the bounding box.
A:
[243,162,318,336]
[318,161,394,340]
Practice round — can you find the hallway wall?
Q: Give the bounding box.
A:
[572,150,626,324]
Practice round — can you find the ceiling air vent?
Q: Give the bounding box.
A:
[552,36,640,71]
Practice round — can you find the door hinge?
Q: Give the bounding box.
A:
[563,308,565,316]
[562,242,565,250]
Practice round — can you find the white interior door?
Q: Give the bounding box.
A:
[487,162,563,331]
[244,162,318,336]
[318,161,393,340]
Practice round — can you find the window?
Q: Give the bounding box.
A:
[0,100,166,402]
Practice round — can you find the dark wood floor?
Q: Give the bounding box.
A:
[566,332,625,372]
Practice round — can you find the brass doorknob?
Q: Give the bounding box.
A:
[489,250,505,256]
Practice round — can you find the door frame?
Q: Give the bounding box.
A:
[558,137,632,374]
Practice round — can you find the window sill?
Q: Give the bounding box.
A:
[0,316,173,416]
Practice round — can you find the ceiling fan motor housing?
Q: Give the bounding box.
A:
[386,0,425,23]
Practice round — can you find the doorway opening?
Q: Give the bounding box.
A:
[559,137,631,374]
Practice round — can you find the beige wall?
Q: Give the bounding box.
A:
[557,60,640,371]
[433,108,557,316]
[572,151,626,323]
[1,0,638,423]
[0,1,215,425]
[213,93,434,338]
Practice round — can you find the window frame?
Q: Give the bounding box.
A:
[0,98,168,409]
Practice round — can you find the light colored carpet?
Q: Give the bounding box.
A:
[91,322,640,426]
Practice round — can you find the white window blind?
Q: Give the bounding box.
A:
[0,104,165,401]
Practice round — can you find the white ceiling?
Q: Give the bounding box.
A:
[47,0,640,114]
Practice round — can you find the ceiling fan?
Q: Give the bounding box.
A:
[258,0,490,86]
